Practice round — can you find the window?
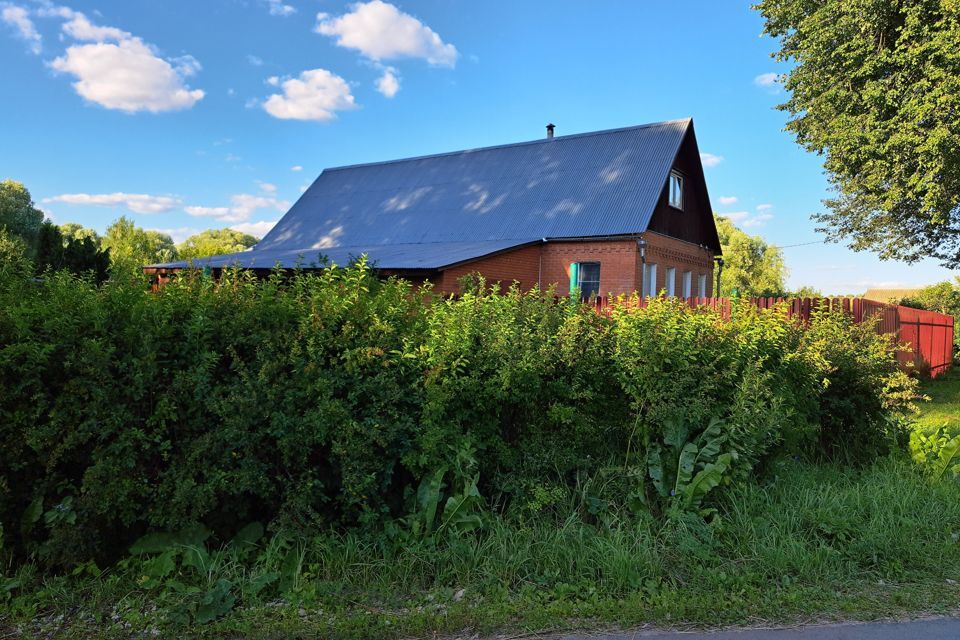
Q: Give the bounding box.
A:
[698,274,707,297]
[665,267,676,297]
[576,262,601,300]
[643,263,658,297]
[682,271,692,298]
[668,171,684,210]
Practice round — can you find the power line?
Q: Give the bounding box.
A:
[772,240,827,249]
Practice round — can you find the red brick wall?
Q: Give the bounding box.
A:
[432,234,716,297]
[642,232,716,297]
[436,244,542,293]
[540,240,639,297]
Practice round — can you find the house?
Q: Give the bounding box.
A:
[146,118,722,298]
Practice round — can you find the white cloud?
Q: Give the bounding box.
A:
[44,192,181,214]
[742,213,774,228]
[754,72,778,88]
[185,193,289,223]
[700,152,723,168]
[266,75,280,87]
[376,67,400,98]
[722,211,750,223]
[756,203,773,211]
[263,68,356,122]
[225,153,241,162]
[718,196,738,206]
[265,0,295,16]
[247,54,263,66]
[2,4,42,54]
[44,8,204,113]
[256,180,277,193]
[51,39,204,112]
[61,11,129,41]
[290,165,303,172]
[315,0,457,67]
[231,220,277,238]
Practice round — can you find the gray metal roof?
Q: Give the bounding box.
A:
[150,238,538,271]
[149,118,692,271]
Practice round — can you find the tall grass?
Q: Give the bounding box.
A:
[6,457,960,638]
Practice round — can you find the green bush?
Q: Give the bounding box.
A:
[801,305,918,464]
[0,261,917,567]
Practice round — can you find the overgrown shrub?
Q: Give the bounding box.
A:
[801,306,918,464]
[0,261,917,567]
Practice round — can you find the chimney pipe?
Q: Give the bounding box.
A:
[546,123,555,139]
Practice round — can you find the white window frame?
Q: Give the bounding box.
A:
[668,171,684,210]
[644,263,658,297]
[698,273,707,297]
[682,271,692,298]
[665,267,676,297]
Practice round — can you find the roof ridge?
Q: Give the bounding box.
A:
[321,118,693,173]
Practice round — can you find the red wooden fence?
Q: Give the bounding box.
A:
[587,295,954,378]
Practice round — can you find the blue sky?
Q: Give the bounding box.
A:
[1,0,955,293]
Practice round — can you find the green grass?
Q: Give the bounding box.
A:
[917,367,960,432]
[4,370,960,639]
[5,457,960,639]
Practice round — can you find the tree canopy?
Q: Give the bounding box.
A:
[102,217,177,277]
[755,0,960,266]
[34,222,111,283]
[0,179,45,251]
[58,223,101,245]
[177,228,259,260]
[714,215,787,297]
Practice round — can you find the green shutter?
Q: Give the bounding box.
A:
[569,262,579,296]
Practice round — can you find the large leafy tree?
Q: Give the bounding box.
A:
[715,215,787,297]
[35,222,111,283]
[102,217,177,277]
[58,222,101,245]
[177,228,259,260]
[0,179,44,251]
[755,0,960,266]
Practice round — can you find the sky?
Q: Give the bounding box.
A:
[1,0,956,294]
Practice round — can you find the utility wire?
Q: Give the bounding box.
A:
[771,239,828,249]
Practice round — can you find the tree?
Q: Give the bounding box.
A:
[34,221,110,283]
[754,0,960,266]
[714,215,787,297]
[177,228,259,260]
[790,285,822,298]
[58,223,101,245]
[0,179,44,251]
[102,217,177,278]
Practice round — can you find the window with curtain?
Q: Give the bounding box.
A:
[576,261,601,300]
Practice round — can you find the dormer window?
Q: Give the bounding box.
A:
[668,171,684,210]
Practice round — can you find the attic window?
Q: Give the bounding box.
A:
[668,171,684,210]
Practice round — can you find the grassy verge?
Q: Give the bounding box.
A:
[5,456,960,639]
[4,372,960,639]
